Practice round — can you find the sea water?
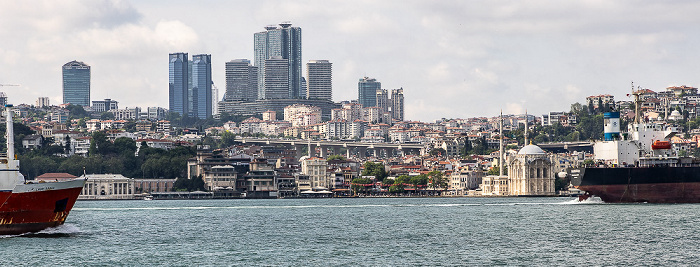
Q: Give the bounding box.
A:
[1,197,698,266]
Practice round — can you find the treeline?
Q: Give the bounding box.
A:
[17,131,195,180]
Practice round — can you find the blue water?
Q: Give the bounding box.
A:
[1,197,698,266]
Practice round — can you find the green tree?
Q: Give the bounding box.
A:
[351,177,373,195]
[361,161,387,181]
[327,154,346,161]
[428,170,447,191]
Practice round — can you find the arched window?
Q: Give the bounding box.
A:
[530,168,534,178]
[543,168,548,178]
[537,168,541,178]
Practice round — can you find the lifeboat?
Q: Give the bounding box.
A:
[651,140,672,150]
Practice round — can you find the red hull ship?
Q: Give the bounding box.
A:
[0,105,86,235]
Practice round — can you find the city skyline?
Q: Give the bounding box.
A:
[2,1,700,122]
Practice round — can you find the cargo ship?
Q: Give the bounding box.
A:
[0,105,86,235]
[570,89,700,203]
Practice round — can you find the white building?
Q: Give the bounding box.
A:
[80,174,134,200]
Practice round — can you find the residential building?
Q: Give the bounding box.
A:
[169,52,189,116]
[225,59,258,101]
[284,104,321,127]
[306,60,332,100]
[391,88,404,121]
[36,97,50,108]
[254,22,303,99]
[376,89,389,114]
[302,157,329,189]
[62,60,91,106]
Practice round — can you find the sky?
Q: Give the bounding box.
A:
[1,0,700,122]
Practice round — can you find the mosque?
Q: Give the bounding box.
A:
[481,112,556,196]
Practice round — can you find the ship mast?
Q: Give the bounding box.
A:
[499,110,504,176]
[5,105,16,170]
[632,81,642,125]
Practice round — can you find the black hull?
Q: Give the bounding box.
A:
[570,167,700,203]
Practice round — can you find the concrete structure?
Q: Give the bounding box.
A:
[235,137,427,159]
[62,60,91,106]
[306,60,332,100]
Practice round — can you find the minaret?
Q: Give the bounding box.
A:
[524,109,528,146]
[499,111,504,176]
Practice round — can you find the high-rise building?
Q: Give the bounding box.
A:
[191,54,212,119]
[358,77,381,108]
[62,60,91,106]
[169,53,189,116]
[391,88,404,121]
[375,89,389,114]
[254,22,302,99]
[306,60,332,100]
[225,59,258,101]
[263,57,290,99]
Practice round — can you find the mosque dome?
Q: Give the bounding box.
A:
[518,144,545,155]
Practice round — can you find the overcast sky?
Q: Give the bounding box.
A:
[1,1,699,122]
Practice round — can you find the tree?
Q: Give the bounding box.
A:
[429,148,446,157]
[327,154,346,161]
[361,161,387,181]
[428,170,447,191]
[351,177,373,195]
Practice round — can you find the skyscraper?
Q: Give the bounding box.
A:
[306,60,332,100]
[358,77,381,108]
[62,60,90,106]
[391,88,404,121]
[169,52,188,116]
[263,56,290,99]
[254,22,302,99]
[225,59,258,101]
[191,54,212,119]
[375,89,389,113]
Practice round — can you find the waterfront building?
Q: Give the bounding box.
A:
[301,157,329,189]
[62,60,91,106]
[263,57,290,99]
[254,22,303,99]
[306,60,332,100]
[391,88,404,121]
[133,179,176,194]
[36,97,50,108]
[358,77,381,108]
[225,59,258,101]
[169,52,189,116]
[191,54,212,119]
[506,144,556,196]
[91,99,118,113]
[80,174,134,200]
